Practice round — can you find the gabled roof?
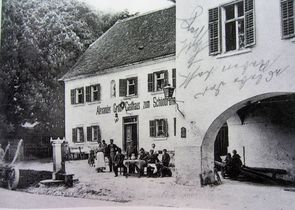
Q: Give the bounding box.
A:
[61,6,175,80]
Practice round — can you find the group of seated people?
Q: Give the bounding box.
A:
[135,147,172,177]
[215,149,243,179]
[111,143,172,178]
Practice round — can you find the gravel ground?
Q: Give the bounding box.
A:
[13,159,295,209]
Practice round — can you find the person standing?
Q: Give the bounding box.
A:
[94,142,106,172]
[113,148,126,177]
[107,139,118,172]
[101,140,108,157]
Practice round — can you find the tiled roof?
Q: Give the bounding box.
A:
[61,6,175,80]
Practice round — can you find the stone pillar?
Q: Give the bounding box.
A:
[175,146,202,186]
[51,137,66,180]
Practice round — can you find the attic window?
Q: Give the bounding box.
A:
[138,45,144,50]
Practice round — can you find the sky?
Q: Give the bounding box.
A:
[79,0,174,14]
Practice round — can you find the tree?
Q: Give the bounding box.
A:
[0,0,131,142]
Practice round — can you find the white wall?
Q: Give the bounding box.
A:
[64,56,181,152]
[227,104,295,181]
[177,0,295,146]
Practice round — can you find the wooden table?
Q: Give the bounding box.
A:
[123,159,146,177]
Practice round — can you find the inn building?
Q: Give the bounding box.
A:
[60,6,180,153]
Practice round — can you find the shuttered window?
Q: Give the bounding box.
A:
[119,77,138,97]
[72,127,84,143]
[70,88,84,104]
[86,84,101,102]
[281,0,295,38]
[87,125,101,142]
[149,119,168,138]
[209,0,255,55]
[147,70,168,92]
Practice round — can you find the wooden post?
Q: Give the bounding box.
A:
[243,146,245,166]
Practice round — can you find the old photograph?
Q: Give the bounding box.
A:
[0,0,295,209]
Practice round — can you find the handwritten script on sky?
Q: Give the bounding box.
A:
[177,3,289,100]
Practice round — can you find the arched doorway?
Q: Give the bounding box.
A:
[201,92,295,182]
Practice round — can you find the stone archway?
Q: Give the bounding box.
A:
[200,92,294,175]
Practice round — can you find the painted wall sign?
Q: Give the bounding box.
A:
[143,101,150,109]
[153,97,176,107]
[125,101,140,111]
[96,105,111,115]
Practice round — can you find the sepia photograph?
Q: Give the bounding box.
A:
[0,0,295,209]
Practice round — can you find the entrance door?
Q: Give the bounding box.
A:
[123,116,138,153]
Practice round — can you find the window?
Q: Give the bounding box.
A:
[209,0,255,55]
[127,78,136,95]
[281,0,295,39]
[224,2,245,51]
[147,70,168,92]
[86,84,101,102]
[119,77,138,97]
[87,125,101,142]
[71,88,84,104]
[150,119,168,138]
[72,127,84,143]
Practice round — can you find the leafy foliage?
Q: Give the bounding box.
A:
[0,0,131,139]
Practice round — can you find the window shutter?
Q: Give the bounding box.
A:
[80,128,85,142]
[244,0,256,47]
[71,89,75,104]
[97,84,101,101]
[134,77,138,96]
[147,73,154,92]
[86,86,91,102]
[281,0,295,38]
[208,7,221,55]
[172,68,176,88]
[87,126,92,141]
[164,119,169,137]
[149,120,156,137]
[81,88,85,103]
[173,117,176,136]
[164,70,169,86]
[72,128,77,143]
[97,126,101,143]
[119,79,127,97]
